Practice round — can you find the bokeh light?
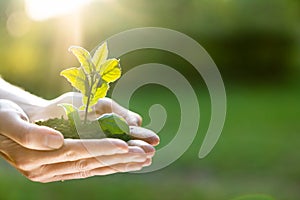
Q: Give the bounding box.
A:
[24,0,92,21]
[6,11,31,37]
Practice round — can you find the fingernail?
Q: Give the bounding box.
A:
[46,133,63,149]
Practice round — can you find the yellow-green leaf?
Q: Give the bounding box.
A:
[100,59,121,83]
[69,46,93,74]
[92,42,108,71]
[60,67,88,96]
[81,81,108,110]
[89,82,109,107]
[79,103,92,112]
[58,103,80,124]
[79,104,86,111]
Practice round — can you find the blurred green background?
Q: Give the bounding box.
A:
[0,0,300,199]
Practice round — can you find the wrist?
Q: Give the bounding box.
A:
[0,78,50,121]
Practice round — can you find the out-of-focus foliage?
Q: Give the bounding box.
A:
[0,0,299,98]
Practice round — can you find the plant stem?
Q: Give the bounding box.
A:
[84,75,95,124]
[84,92,91,124]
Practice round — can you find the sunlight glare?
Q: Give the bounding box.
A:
[25,0,92,21]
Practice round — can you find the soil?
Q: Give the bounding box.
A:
[35,117,132,141]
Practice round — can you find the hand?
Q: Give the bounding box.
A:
[0,99,155,183]
[34,92,160,146]
[0,99,64,150]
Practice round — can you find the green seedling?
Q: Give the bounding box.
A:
[36,43,131,141]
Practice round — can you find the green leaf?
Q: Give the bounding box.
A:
[58,103,81,125]
[98,113,130,135]
[69,46,94,74]
[99,59,121,83]
[60,67,89,96]
[92,42,108,71]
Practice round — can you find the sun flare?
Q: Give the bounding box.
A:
[25,0,91,21]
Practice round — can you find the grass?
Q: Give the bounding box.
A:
[0,82,299,200]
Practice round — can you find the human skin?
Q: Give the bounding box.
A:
[0,79,159,183]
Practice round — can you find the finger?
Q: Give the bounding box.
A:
[127,140,155,157]
[123,111,142,127]
[43,162,145,183]
[0,108,64,151]
[143,158,152,167]
[55,138,129,162]
[3,138,129,170]
[0,134,19,163]
[128,126,160,146]
[95,98,142,126]
[29,146,147,181]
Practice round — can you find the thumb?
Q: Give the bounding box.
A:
[0,111,64,150]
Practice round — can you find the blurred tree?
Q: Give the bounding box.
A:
[106,0,299,83]
[0,0,299,99]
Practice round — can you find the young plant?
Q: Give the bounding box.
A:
[60,42,120,123]
[37,42,130,140]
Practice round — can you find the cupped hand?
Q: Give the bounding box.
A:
[0,99,155,183]
[0,135,153,183]
[0,99,64,150]
[36,92,160,146]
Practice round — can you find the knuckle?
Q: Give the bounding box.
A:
[64,149,78,161]
[102,97,113,106]
[74,160,94,178]
[18,125,33,148]
[133,113,142,126]
[75,160,89,172]
[79,170,91,178]
[112,139,128,150]
[103,138,128,152]
[125,112,142,126]
[96,97,113,113]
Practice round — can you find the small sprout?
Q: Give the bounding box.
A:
[58,43,130,139]
[60,42,121,123]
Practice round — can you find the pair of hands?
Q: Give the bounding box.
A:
[0,93,159,183]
